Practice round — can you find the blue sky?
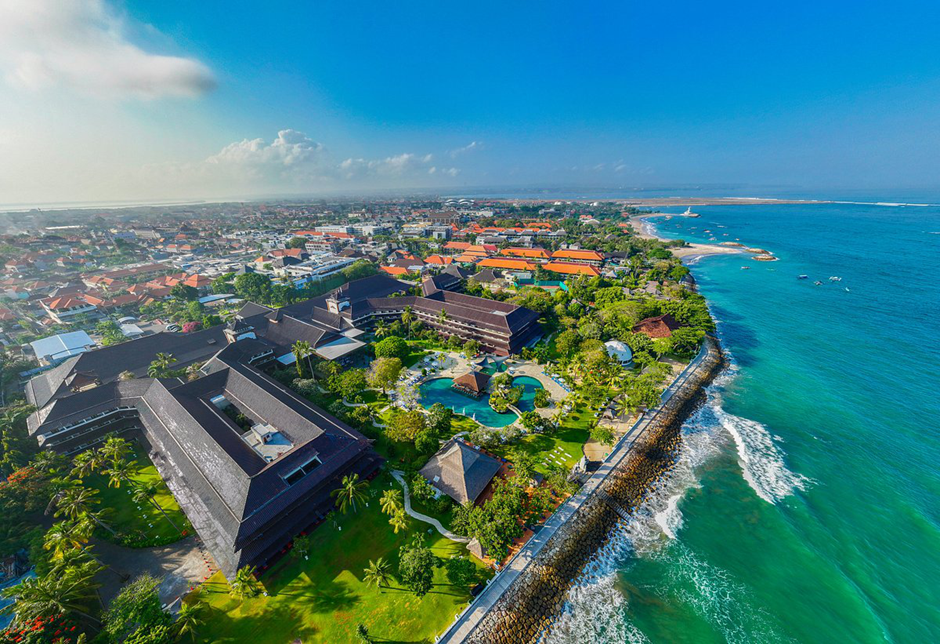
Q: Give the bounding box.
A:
[2,0,940,203]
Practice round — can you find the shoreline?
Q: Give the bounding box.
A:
[627,213,747,260]
[439,339,725,643]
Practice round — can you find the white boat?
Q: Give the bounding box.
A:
[829,276,842,282]
[798,275,808,279]
[683,207,700,217]
[741,266,750,270]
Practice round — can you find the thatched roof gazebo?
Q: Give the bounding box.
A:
[451,370,491,398]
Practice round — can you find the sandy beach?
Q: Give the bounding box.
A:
[627,213,745,259]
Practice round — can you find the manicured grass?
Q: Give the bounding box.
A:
[402,348,430,368]
[195,475,487,644]
[491,421,589,475]
[86,450,191,546]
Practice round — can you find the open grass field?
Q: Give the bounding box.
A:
[86,450,191,546]
[194,475,486,644]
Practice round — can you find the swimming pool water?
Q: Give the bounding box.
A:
[418,375,543,427]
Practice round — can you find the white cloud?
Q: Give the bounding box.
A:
[0,0,215,99]
[449,141,483,158]
[143,129,454,195]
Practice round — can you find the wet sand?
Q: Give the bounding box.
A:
[627,214,745,259]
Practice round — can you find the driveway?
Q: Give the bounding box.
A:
[93,535,217,609]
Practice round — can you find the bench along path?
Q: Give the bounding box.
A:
[391,470,470,543]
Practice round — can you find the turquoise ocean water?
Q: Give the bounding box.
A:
[543,202,940,643]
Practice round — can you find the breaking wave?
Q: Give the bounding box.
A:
[706,366,809,504]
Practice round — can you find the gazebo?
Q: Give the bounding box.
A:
[451,370,491,398]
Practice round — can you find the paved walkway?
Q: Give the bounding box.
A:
[92,535,216,609]
[438,341,713,643]
[391,470,470,543]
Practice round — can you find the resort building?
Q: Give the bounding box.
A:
[550,249,605,266]
[24,339,380,580]
[419,439,502,505]
[247,273,542,357]
[542,261,601,277]
[633,314,681,338]
[604,339,634,366]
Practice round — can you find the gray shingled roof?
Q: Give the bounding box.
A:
[419,440,502,505]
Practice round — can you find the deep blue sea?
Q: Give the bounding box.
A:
[543,202,940,643]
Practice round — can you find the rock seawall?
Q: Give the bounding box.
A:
[462,337,724,644]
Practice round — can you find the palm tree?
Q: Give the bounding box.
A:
[147,352,177,378]
[2,560,103,627]
[293,534,313,560]
[437,307,448,326]
[374,321,389,339]
[401,306,414,333]
[54,487,116,536]
[292,340,313,378]
[389,510,409,534]
[615,396,632,420]
[44,522,87,559]
[229,566,261,599]
[70,450,102,480]
[98,436,132,465]
[362,557,392,589]
[174,601,206,641]
[379,489,403,517]
[106,458,135,489]
[132,481,182,533]
[356,623,373,643]
[31,450,65,474]
[118,370,136,381]
[330,473,369,514]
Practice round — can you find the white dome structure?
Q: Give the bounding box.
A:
[604,339,633,366]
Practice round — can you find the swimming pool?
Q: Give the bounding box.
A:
[418,375,544,427]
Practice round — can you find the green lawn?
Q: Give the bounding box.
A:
[491,421,589,475]
[195,475,486,644]
[402,347,430,368]
[86,450,191,547]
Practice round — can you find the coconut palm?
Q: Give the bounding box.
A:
[330,473,369,514]
[174,601,206,641]
[614,396,632,420]
[106,458,135,489]
[147,352,177,378]
[98,436,132,465]
[70,450,102,480]
[374,321,390,339]
[44,522,88,559]
[379,489,403,517]
[53,487,116,536]
[362,557,392,589]
[31,450,65,474]
[132,481,182,533]
[401,306,414,335]
[1,559,103,627]
[389,510,409,534]
[229,565,261,599]
[437,308,448,325]
[292,340,313,378]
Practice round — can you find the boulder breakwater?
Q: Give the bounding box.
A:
[456,337,724,644]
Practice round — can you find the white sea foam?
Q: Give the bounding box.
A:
[661,543,783,643]
[712,404,808,504]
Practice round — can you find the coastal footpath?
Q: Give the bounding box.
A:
[439,337,725,643]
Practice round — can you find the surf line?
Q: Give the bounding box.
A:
[439,337,727,644]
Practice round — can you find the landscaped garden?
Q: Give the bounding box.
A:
[83,446,191,547]
[193,474,488,644]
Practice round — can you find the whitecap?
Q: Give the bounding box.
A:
[713,404,809,504]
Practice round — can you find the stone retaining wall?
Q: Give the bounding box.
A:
[461,337,724,644]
